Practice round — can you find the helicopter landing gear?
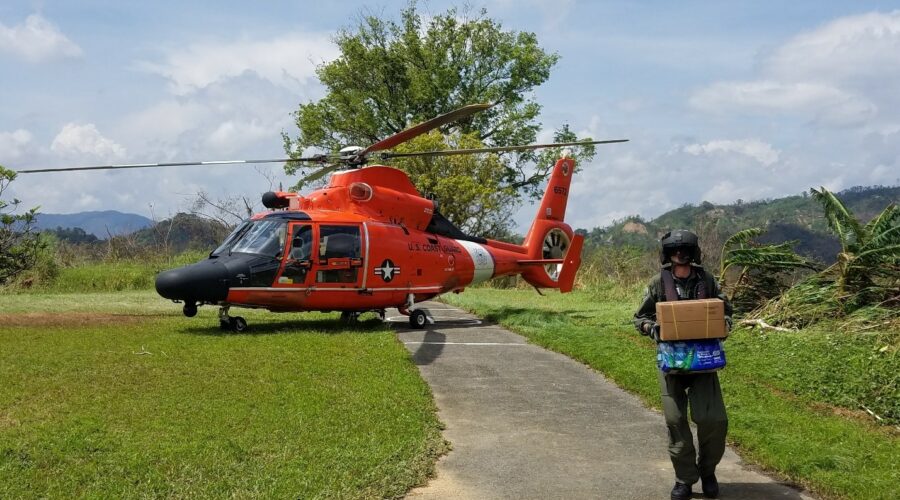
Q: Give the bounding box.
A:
[183,302,198,317]
[409,309,431,329]
[340,311,360,324]
[218,306,248,333]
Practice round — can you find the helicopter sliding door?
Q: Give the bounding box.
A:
[312,224,364,287]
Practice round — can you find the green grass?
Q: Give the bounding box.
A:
[443,288,899,500]
[3,251,208,294]
[0,292,446,498]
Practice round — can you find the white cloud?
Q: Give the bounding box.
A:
[0,14,82,63]
[690,80,876,126]
[690,10,900,130]
[0,129,35,161]
[117,73,300,160]
[764,11,900,84]
[206,119,271,152]
[684,139,780,166]
[51,123,126,159]
[136,33,338,95]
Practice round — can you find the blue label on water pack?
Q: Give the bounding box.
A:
[657,339,726,373]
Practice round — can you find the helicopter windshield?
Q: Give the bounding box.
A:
[217,219,287,258]
[211,221,251,256]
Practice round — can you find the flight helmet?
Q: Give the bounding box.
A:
[660,229,701,265]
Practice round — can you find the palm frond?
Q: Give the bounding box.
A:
[723,227,764,250]
[810,187,865,250]
[863,203,898,236]
[854,242,900,266]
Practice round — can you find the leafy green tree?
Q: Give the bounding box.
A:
[283,4,595,233]
[0,165,45,285]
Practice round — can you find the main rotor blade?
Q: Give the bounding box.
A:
[380,139,629,159]
[297,163,344,186]
[16,156,327,174]
[359,103,492,157]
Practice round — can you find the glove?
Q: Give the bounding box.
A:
[642,322,661,342]
[650,323,661,342]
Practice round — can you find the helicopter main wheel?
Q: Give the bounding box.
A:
[183,302,198,317]
[340,311,360,324]
[229,316,249,332]
[409,309,428,329]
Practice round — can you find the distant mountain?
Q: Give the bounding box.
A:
[579,185,899,264]
[35,210,153,239]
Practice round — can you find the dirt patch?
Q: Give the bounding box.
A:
[622,221,648,234]
[0,313,151,328]
[0,412,20,430]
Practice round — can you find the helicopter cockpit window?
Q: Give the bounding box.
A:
[211,221,251,256]
[229,220,287,258]
[317,225,361,283]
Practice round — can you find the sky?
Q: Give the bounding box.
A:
[2,1,899,232]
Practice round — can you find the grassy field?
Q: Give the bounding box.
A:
[444,288,899,500]
[0,292,445,498]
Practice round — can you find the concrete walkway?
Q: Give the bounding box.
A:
[394,302,814,500]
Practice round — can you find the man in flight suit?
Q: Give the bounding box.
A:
[633,229,733,500]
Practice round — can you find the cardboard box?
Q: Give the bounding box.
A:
[656,298,727,341]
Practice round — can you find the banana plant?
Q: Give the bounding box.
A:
[718,227,818,303]
[810,187,899,305]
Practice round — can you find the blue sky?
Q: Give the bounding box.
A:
[2,1,899,231]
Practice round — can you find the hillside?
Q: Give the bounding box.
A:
[129,212,232,254]
[35,210,153,238]
[579,185,899,263]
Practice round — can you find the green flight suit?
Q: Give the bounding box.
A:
[633,266,733,485]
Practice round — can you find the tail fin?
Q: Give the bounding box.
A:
[520,157,582,290]
[535,157,574,223]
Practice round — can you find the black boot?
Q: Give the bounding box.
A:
[671,481,692,500]
[701,474,719,498]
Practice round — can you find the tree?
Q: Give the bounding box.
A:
[810,187,899,307]
[283,4,595,234]
[391,131,517,235]
[718,227,819,311]
[0,165,45,285]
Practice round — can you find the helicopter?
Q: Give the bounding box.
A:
[18,104,627,331]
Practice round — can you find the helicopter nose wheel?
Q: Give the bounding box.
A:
[183,302,198,317]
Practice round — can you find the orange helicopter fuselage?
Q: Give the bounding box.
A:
[220,159,581,312]
[155,158,583,315]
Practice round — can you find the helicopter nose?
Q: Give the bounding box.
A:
[155,260,230,303]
